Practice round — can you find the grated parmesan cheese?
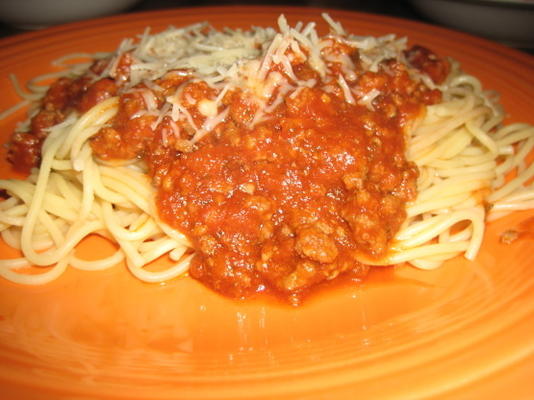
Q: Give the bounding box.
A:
[91,14,437,144]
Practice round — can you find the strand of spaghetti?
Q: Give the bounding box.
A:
[156,218,191,246]
[50,171,81,204]
[101,202,160,242]
[461,144,494,157]
[360,241,470,267]
[491,199,534,213]
[495,136,534,177]
[428,94,472,117]
[416,170,434,193]
[7,73,43,101]
[128,212,150,230]
[387,242,471,265]
[99,169,153,213]
[51,160,73,170]
[100,165,152,196]
[72,138,95,171]
[0,196,19,210]
[100,202,149,267]
[491,193,534,212]
[407,191,473,218]
[411,106,487,156]
[24,67,93,94]
[123,217,160,241]
[1,229,22,249]
[0,204,27,227]
[416,174,492,202]
[19,129,65,264]
[415,128,474,166]
[36,207,66,248]
[0,99,31,120]
[23,219,104,266]
[169,246,187,261]
[100,175,152,213]
[42,196,78,222]
[109,211,159,242]
[449,71,483,91]
[428,150,496,168]
[489,206,529,224]
[487,163,534,203]
[409,258,444,270]
[396,214,449,240]
[493,122,534,141]
[512,138,534,170]
[138,238,182,264]
[0,179,37,206]
[0,257,69,285]
[492,147,531,190]
[26,230,57,256]
[114,210,145,230]
[87,164,130,205]
[481,111,503,132]
[53,51,111,66]
[496,129,534,152]
[437,229,456,248]
[78,148,97,220]
[126,253,194,283]
[1,219,60,252]
[57,97,118,161]
[0,256,29,269]
[71,129,107,172]
[492,188,534,207]
[433,160,496,177]
[20,177,79,222]
[414,247,480,269]
[444,224,473,243]
[418,128,478,166]
[465,118,498,155]
[493,122,530,141]
[52,57,93,69]
[70,250,124,271]
[396,207,484,251]
[451,196,481,210]
[112,236,147,268]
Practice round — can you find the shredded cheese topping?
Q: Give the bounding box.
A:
[95,14,421,145]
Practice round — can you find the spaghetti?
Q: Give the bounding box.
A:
[0,15,532,300]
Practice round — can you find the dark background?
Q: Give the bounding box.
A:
[0,0,451,38]
[0,0,532,55]
[127,0,423,19]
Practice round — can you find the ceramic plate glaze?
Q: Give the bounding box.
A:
[0,6,533,399]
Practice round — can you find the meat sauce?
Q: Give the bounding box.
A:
[7,59,118,172]
[6,44,449,302]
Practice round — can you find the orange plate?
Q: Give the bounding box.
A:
[0,6,533,400]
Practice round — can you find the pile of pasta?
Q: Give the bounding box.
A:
[390,61,534,269]
[0,15,533,285]
[0,99,192,284]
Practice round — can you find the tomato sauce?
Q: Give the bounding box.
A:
[151,79,426,300]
